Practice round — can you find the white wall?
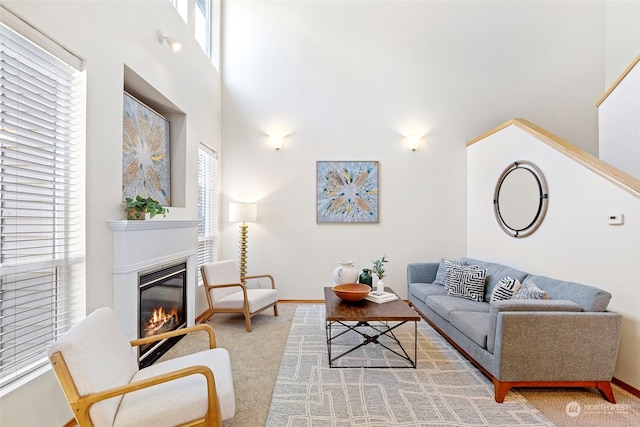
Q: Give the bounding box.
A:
[604,0,640,87]
[599,60,640,180]
[220,0,605,301]
[0,1,220,425]
[467,123,640,390]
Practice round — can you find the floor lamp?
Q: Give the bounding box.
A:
[228,202,258,280]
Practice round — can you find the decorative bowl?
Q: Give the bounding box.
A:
[332,283,371,302]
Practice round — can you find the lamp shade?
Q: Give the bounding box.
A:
[229,202,258,223]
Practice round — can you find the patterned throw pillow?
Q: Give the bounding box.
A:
[514,278,549,300]
[446,264,487,302]
[443,260,476,291]
[490,276,521,303]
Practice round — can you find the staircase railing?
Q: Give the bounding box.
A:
[467,118,640,199]
[596,53,640,107]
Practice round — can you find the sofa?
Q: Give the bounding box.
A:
[407,257,622,403]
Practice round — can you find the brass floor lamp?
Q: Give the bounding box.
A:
[228,202,258,279]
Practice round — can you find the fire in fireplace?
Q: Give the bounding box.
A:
[138,262,187,368]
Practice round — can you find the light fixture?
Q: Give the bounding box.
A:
[156,30,181,52]
[228,202,258,279]
[270,135,284,150]
[407,135,422,151]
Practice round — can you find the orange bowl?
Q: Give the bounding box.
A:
[333,283,371,301]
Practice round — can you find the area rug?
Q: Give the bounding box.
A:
[266,304,554,426]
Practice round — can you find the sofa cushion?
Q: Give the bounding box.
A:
[449,311,491,349]
[426,294,489,322]
[524,274,612,312]
[514,278,549,300]
[489,277,521,302]
[408,282,446,303]
[461,258,529,302]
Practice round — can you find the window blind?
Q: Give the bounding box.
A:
[0,18,84,390]
[197,146,218,284]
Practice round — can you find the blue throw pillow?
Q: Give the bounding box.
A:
[434,258,461,285]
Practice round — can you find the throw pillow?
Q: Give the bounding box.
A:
[443,260,477,291]
[490,276,521,303]
[514,278,550,300]
[447,266,487,302]
[433,258,461,285]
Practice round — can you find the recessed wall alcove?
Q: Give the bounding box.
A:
[123,65,187,208]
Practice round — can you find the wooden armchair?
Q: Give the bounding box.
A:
[48,307,235,427]
[200,259,278,332]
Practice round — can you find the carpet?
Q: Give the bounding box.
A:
[266,304,553,426]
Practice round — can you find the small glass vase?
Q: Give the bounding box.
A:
[358,269,372,288]
[376,279,385,294]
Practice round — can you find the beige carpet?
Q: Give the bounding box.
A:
[159,303,640,426]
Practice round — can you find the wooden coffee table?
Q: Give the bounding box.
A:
[324,286,420,368]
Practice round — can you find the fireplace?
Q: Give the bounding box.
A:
[138,262,187,368]
[108,219,199,362]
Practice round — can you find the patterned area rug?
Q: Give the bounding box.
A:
[266,304,554,426]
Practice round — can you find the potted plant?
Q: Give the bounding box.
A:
[124,196,168,220]
[371,255,388,280]
[372,255,389,294]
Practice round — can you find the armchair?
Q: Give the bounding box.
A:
[200,259,278,332]
[48,307,235,427]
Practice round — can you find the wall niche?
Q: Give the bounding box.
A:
[123,65,186,208]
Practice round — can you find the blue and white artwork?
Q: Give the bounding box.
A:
[317,161,379,223]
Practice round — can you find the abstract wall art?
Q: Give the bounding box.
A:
[122,92,171,205]
[316,161,379,223]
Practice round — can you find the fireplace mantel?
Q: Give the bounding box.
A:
[108,219,200,343]
[108,219,201,232]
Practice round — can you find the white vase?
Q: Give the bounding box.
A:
[376,279,385,294]
[333,260,358,285]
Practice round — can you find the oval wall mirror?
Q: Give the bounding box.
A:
[493,161,548,238]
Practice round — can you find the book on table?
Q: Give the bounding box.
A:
[365,290,398,304]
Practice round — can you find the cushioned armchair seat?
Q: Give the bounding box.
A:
[49,307,235,427]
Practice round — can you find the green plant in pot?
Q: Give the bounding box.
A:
[124,196,168,220]
[371,255,388,280]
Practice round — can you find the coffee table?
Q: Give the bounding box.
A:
[324,286,420,368]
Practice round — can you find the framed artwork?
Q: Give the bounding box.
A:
[122,92,171,205]
[316,161,379,223]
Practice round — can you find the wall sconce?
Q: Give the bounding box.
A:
[228,202,258,279]
[407,135,422,151]
[156,30,182,52]
[270,135,284,150]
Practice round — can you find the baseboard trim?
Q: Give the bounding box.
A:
[612,377,640,399]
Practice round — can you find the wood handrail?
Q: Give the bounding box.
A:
[596,53,640,107]
[466,118,640,199]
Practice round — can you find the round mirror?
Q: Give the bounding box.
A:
[493,161,548,238]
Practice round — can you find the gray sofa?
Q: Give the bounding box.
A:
[407,257,622,403]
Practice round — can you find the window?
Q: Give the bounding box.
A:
[195,0,211,57]
[172,0,188,24]
[171,0,219,68]
[197,146,218,284]
[0,11,85,392]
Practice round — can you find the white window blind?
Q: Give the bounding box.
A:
[197,146,218,284]
[0,16,85,390]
